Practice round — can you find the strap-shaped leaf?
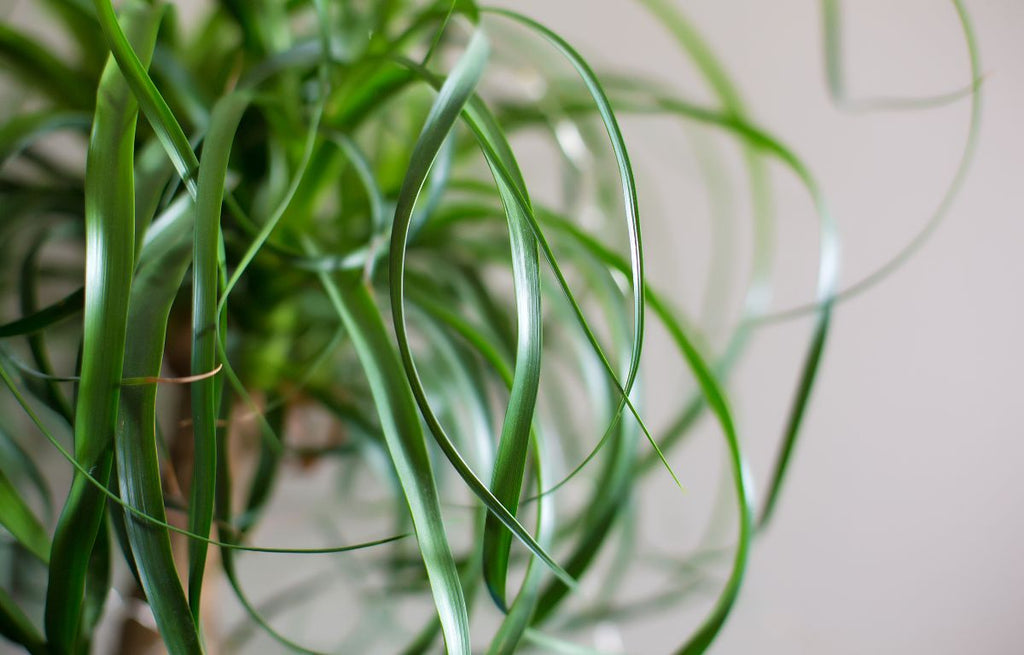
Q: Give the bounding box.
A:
[187,90,252,620]
[388,31,577,596]
[0,289,84,339]
[314,266,471,655]
[0,467,50,564]
[0,586,46,655]
[44,4,160,651]
[0,22,94,109]
[117,191,202,652]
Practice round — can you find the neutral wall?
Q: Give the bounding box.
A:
[521,1,1022,653]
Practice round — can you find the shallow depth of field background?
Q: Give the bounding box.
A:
[508,2,1024,653]
[4,1,1023,653]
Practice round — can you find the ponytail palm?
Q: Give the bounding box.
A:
[0,0,978,653]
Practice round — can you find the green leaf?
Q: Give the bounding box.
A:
[0,425,52,520]
[44,3,161,651]
[388,31,577,597]
[0,359,406,554]
[770,0,980,314]
[117,191,202,652]
[91,0,200,196]
[0,467,50,564]
[0,22,94,109]
[187,90,252,621]
[483,8,650,480]
[0,110,90,165]
[0,586,46,655]
[429,32,546,608]
[19,225,78,424]
[0,289,84,339]
[39,0,108,76]
[823,0,979,111]
[313,266,472,655]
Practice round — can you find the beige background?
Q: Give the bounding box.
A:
[466,1,1024,652]
[534,1,1023,653]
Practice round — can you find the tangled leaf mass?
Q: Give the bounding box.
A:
[0,0,978,653]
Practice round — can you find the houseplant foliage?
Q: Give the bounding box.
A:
[0,0,978,653]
